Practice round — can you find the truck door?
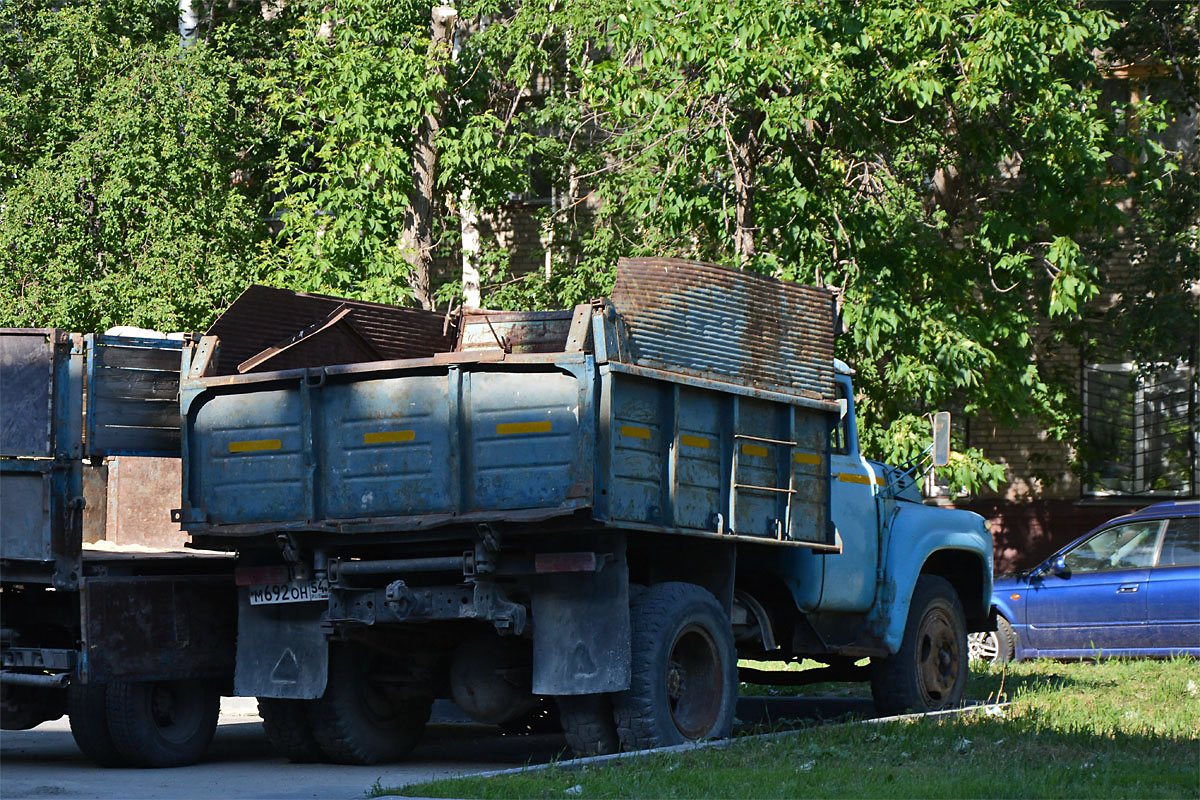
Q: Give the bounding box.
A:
[819,376,880,611]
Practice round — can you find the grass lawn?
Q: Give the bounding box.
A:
[383,657,1200,799]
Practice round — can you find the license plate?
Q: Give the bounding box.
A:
[248,578,331,606]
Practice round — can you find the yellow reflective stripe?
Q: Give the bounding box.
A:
[363,430,415,445]
[229,439,281,453]
[620,425,651,440]
[837,472,872,485]
[741,443,769,458]
[679,434,710,449]
[497,420,552,436]
[793,452,821,465]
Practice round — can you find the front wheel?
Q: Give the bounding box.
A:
[613,582,738,751]
[871,575,968,716]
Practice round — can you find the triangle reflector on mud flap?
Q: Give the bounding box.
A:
[271,648,301,684]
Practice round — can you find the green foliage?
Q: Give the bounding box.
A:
[0,0,1190,493]
[0,0,277,331]
[534,0,1181,491]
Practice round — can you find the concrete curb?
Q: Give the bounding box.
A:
[379,701,1011,797]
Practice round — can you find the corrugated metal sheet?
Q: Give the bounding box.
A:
[610,258,836,402]
[205,286,455,375]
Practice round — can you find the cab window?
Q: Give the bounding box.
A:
[830,382,851,456]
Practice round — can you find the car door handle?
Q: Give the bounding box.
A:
[1117,584,1139,593]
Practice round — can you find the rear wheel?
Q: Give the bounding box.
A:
[613,582,738,751]
[556,694,619,757]
[258,698,324,762]
[306,642,432,765]
[871,575,968,716]
[67,682,127,767]
[106,680,220,768]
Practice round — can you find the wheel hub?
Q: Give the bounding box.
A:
[915,608,960,707]
[665,624,723,739]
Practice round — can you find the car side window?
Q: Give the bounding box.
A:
[1062,520,1162,573]
[1157,518,1200,567]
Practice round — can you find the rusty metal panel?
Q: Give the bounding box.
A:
[610,258,836,403]
[80,574,236,682]
[457,311,575,354]
[206,285,455,375]
[237,307,382,373]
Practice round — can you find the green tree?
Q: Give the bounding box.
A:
[525,0,1181,491]
[0,0,281,331]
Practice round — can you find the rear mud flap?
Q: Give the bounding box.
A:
[531,536,630,695]
[235,594,328,700]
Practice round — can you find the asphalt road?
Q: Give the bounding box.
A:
[0,696,877,800]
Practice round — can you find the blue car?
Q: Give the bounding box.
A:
[970,501,1200,662]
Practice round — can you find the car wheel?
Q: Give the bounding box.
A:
[993,616,1017,662]
[968,631,998,663]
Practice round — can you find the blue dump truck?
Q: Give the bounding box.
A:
[175,258,993,764]
[1,330,236,767]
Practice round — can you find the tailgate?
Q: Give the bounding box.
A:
[182,359,595,528]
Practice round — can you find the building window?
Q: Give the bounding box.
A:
[1082,361,1199,498]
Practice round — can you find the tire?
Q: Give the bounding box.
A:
[106,680,220,768]
[994,616,1017,663]
[613,582,738,751]
[67,682,127,767]
[556,694,619,757]
[306,642,432,765]
[258,698,324,762]
[871,575,968,716]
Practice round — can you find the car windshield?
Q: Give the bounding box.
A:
[1061,520,1162,573]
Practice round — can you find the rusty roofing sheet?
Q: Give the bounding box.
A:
[610,258,836,402]
[206,286,455,375]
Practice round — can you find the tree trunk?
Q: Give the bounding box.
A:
[726,102,763,269]
[178,0,199,47]
[731,125,759,268]
[460,188,481,310]
[402,5,458,310]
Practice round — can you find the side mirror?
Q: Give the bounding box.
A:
[1044,556,1068,576]
[931,411,951,467]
